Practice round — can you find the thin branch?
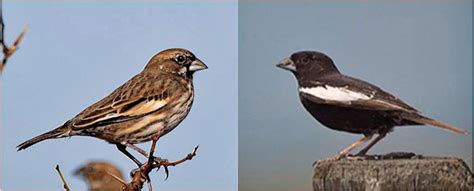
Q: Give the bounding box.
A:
[105,170,128,186]
[0,26,27,72]
[161,146,199,167]
[0,0,27,74]
[55,165,71,191]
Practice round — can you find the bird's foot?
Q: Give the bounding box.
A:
[154,145,199,180]
[151,157,170,180]
[152,157,168,167]
[345,155,367,161]
[314,152,372,165]
[314,154,345,165]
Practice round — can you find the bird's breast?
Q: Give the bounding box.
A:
[118,84,194,143]
[300,97,393,134]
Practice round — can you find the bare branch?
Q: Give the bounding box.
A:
[105,170,127,186]
[55,165,71,191]
[0,0,27,74]
[161,146,199,167]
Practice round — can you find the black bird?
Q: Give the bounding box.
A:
[277,50,467,161]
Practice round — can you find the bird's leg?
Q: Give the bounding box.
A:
[126,139,198,180]
[116,144,143,167]
[127,144,148,156]
[143,135,172,180]
[125,137,160,191]
[144,136,160,191]
[356,132,387,156]
[126,143,167,163]
[321,134,373,162]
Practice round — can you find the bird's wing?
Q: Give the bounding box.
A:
[299,75,418,113]
[71,73,184,129]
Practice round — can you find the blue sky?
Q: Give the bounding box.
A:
[239,1,472,191]
[1,2,237,191]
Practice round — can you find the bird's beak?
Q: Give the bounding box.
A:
[73,167,84,177]
[277,57,296,72]
[189,59,208,72]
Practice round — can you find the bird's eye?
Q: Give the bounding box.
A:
[301,57,309,63]
[176,55,186,64]
[86,167,95,173]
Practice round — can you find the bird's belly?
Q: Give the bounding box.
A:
[130,121,165,143]
[125,110,191,144]
[301,99,393,134]
[126,101,193,144]
[91,90,194,144]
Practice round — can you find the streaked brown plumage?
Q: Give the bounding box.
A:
[17,48,207,164]
[74,161,125,191]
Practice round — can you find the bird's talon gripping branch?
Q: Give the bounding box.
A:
[345,155,366,161]
[158,145,199,180]
[163,166,170,180]
[153,157,168,164]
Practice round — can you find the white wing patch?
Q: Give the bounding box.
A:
[299,86,373,102]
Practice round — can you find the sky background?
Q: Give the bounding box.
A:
[1,2,237,191]
[239,1,472,191]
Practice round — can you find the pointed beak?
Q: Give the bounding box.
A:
[189,59,208,72]
[73,167,85,177]
[276,57,296,72]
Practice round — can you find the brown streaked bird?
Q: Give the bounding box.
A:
[18,48,207,166]
[277,50,467,161]
[74,161,125,191]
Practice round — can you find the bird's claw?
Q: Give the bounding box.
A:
[345,155,366,161]
[156,158,170,180]
[314,153,345,165]
[164,165,170,180]
[153,157,168,166]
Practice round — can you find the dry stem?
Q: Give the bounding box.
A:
[55,165,71,191]
[0,0,27,74]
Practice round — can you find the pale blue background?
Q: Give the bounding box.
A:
[239,1,472,191]
[1,2,237,191]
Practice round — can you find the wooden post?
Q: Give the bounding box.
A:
[313,153,473,191]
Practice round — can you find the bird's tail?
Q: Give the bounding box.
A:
[404,114,467,135]
[17,126,69,151]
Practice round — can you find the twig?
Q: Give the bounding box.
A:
[55,165,71,191]
[104,170,127,186]
[0,0,27,74]
[0,27,27,73]
[161,146,199,167]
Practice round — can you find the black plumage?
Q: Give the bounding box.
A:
[277,50,466,160]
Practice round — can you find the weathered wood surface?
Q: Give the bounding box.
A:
[313,152,473,191]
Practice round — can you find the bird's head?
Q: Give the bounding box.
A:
[74,161,124,189]
[277,51,339,79]
[145,48,208,78]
